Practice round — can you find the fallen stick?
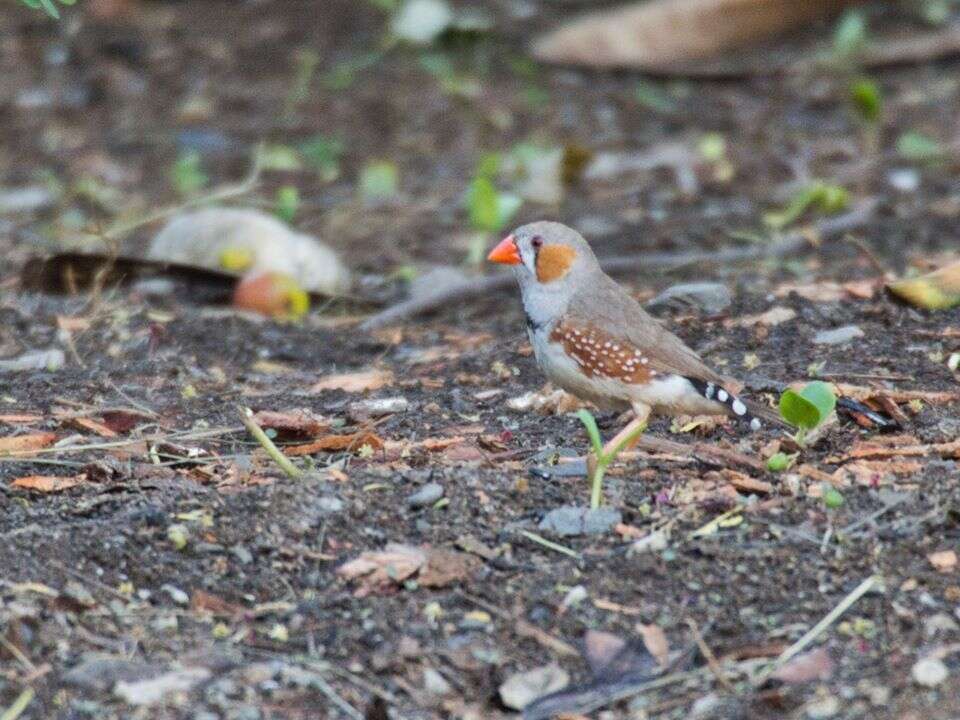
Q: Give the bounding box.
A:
[359,200,878,330]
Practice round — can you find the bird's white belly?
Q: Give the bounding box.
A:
[531,332,724,416]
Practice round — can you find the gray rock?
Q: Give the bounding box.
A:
[348,397,409,421]
[317,495,344,513]
[814,325,864,345]
[0,186,56,215]
[231,545,253,565]
[407,482,444,508]
[115,667,211,706]
[647,282,733,314]
[912,656,949,687]
[538,506,621,537]
[0,349,65,373]
[499,664,569,710]
[64,657,161,692]
[161,584,189,606]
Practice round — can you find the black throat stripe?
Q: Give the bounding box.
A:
[525,312,546,332]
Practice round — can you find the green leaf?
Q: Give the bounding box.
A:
[259,145,303,172]
[275,186,300,223]
[823,487,845,509]
[833,10,868,60]
[850,78,882,123]
[766,452,792,472]
[359,161,399,202]
[576,409,604,457]
[897,131,943,162]
[764,181,849,230]
[299,135,343,182]
[779,381,836,429]
[467,175,500,232]
[170,151,208,198]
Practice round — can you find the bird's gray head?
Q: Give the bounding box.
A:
[487,221,601,325]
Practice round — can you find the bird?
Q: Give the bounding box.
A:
[487,220,780,455]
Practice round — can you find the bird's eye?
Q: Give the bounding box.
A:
[531,236,543,249]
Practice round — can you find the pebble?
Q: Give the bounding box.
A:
[806,695,840,719]
[348,397,409,421]
[407,482,444,508]
[231,545,253,565]
[647,282,733,314]
[423,667,452,696]
[317,495,344,513]
[538,506,621,537]
[0,349,65,373]
[888,168,920,193]
[115,668,211,706]
[0,186,56,215]
[63,658,160,692]
[912,656,949,687]
[813,325,864,345]
[161,584,189,606]
[499,664,569,710]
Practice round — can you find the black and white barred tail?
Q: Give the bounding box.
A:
[686,378,765,431]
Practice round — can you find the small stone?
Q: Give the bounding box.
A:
[806,694,840,719]
[538,506,621,537]
[887,168,920,193]
[407,482,444,508]
[422,667,452,696]
[64,658,160,692]
[231,545,253,565]
[348,397,409,421]
[392,0,453,44]
[115,668,211,706]
[814,325,864,345]
[161,585,189,606]
[912,656,949,687]
[647,282,733,315]
[0,349,65,373]
[628,530,669,555]
[499,664,569,710]
[0,186,56,215]
[151,615,178,633]
[317,495,344,513]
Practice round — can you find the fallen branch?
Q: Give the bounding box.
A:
[239,406,302,479]
[360,200,877,330]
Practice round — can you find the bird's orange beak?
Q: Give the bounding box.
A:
[487,234,521,265]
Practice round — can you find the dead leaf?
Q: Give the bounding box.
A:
[191,590,246,618]
[888,259,960,310]
[771,647,834,684]
[842,279,877,300]
[251,409,329,439]
[11,474,85,492]
[775,281,847,303]
[0,432,58,454]
[826,439,960,463]
[67,417,119,438]
[284,432,384,455]
[721,469,773,495]
[731,306,796,327]
[929,550,958,573]
[311,369,393,393]
[532,0,853,70]
[0,414,43,424]
[100,408,154,433]
[637,624,670,667]
[337,544,475,597]
[56,315,91,332]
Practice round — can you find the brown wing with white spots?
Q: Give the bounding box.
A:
[550,321,659,385]
[566,272,727,386]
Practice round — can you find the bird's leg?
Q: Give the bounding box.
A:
[602,403,651,457]
[587,403,651,477]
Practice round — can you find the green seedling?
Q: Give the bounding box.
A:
[299,135,344,182]
[577,409,646,510]
[764,181,849,230]
[766,452,797,473]
[259,145,302,172]
[19,0,74,18]
[823,486,845,509]
[467,153,521,234]
[897,131,944,163]
[359,161,399,202]
[275,185,300,223]
[849,78,882,123]
[833,10,868,64]
[634,79,677,114]
[779,380,837,446]
[170,151,209,198]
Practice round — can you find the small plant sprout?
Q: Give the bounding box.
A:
[275,185,300,223]
[763,181,849,230]
[778,381,837,446]
[19,0,75,18]
[766,452,797,473]
[576,409,646,509]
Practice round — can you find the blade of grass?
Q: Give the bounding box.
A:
[0,688,34,720]
[519,530,581,559]
[238,406,302,479]
[576,409,604,456]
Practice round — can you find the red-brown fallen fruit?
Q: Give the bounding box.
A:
[232,271,309,319]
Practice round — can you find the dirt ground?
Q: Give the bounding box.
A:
[2,1,960,718]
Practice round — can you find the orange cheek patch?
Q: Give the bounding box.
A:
[535,244,577,283]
